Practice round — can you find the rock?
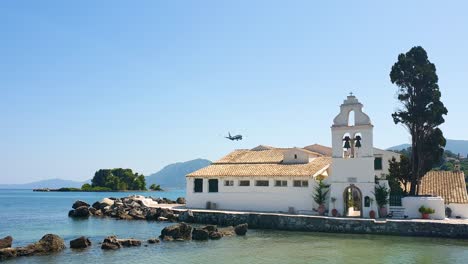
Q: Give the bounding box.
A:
[160,222,193,240]
[0,248,16,261]
[158,217,168,221]
[0,236,13,249]
[118,213,134,220]
[234,223,248,236]
[176,197,186,204]
[101,236,121,250]
[92,201,101,210]
[218,226,235,236]
[88,207,97,215]
[94,210,103,217]
[100,198,115,207]
[72,200,90,209]
[147,238,160,244]
[208,231,223,240]
[192,229,209,241]
[70,236,91,249]
[70,206,90,218]
[118,239,141,247]
[16,234,66,256]
[202,225,218,232]
[162,236,174,241]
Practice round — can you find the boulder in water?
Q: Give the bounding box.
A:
[0,248,17,261]
[70,236,91,249]
[176,197,186,204]
[208,231,223,240]
[72,200,90,209]
[101,236,121,250]
[234,223,248,236]
[147,238,160,244]
[0,236,13,249]
[160,222,193,240]
[69,206,90,218]
[16,234,65,256]
[192,229,209,241]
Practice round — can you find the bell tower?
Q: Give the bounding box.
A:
[327,94,377,218]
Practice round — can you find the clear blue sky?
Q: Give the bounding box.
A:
[1,1,467,184]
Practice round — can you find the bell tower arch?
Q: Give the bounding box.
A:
[327,94,377,218]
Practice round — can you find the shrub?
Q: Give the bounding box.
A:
[418,206,435,214]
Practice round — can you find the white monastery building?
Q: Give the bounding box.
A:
[186,95,468,219]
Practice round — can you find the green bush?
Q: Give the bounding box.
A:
[418,206,435,214]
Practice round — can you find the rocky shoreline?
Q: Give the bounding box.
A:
[68,195,186,221]
[0,222,249,261]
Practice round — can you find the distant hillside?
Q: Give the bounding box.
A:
[387,139,468,157]
[146,159,211,189]
[0,178,87,189]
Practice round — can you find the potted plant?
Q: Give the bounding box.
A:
[419,206,435,219]
[330,197,338,217]
[313,180,330,216]
[373,184,389,218]
[368,197,376,219]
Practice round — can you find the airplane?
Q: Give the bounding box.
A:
[225,132,243,141]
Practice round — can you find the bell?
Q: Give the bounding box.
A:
[343,136,351,149]
[355,135,362,148]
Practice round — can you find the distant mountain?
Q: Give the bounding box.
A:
[387,139,468,156]
[146,159,211,189]
[0,178,88,189]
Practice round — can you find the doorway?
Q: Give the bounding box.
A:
[343,185,362,217]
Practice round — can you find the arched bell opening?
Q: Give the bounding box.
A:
[342,133,352,158]
[343,185,363,217]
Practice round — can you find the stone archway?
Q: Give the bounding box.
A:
[343,185,363,217]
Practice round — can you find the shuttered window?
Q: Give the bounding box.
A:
[194,178,203,193]
[208,179,218,192]
[374,157,383,170]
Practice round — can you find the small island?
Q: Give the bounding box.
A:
[34,168,163,192]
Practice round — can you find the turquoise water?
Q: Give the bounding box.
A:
[2,190,468,263]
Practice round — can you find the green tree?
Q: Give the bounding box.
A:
[387,155,411,194]
[90,168,147,191]
[81,183,92,191]
[390,46,448,195]
[149,183,162,191]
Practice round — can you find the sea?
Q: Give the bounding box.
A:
[1,189,468,264]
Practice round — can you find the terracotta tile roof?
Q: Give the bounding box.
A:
[418,171,468,204]
[187,156,331,177]
[215,148,321,164]
[303,144,333,156]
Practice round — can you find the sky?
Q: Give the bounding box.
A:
[1,1,467,184]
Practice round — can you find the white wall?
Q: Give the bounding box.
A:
[186,177,319,213]
[402,196,445,220]
[373,148,400,178]
[448,203,468,219]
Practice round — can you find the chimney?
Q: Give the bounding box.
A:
[454,161,461,172]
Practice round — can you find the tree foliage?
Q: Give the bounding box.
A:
[313,180,330,206]
[387,155,411,195]
[91,168,147,191]
[373,184,389,208]
[149,184,163,191]
[390,46,447,195]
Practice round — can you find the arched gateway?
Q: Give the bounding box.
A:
[343,185,362,217]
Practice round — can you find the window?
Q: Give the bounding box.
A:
[275,180,288,187]
[374,157,383,170]
[208,179,218,192]
[255,180,269,187]
[294,154,297,159]
[239,180,250,186]
[293,180,309,187]
[224,180,234,186]
[194,178,203,193]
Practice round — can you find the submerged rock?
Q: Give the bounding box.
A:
[192,229,209,241]
[147,238,160,244]
[0,236,13,249]
[208,231,223,240]
[15,234,66,257]
[70,236,91,249]
[101,236,121,250]
[72,200,90,210]
[218,226,235,236]
[0,248,17,261]
[234,224,248,236]
[119,239,141,247]
[69,206,90,218]
[160,222,193,240]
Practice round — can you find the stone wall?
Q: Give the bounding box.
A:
[177,209,468,239]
